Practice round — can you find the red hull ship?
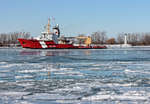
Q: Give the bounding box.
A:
[18,19,107,49]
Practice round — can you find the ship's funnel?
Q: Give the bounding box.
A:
[53,24,60,37]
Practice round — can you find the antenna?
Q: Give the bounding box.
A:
[52,16,56,25]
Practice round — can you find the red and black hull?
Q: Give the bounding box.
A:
[18,38,107,49]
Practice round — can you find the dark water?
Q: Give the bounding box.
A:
[0,48,150,104]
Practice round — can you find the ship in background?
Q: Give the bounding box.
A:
[18,19,107,49]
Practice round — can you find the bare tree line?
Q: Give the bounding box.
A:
[0,32,30,47]
[116,32,150,45]
[1,31,150,47]
[80,31,150,45]
[91,31,107,44]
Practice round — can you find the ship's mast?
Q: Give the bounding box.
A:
[47,18,50,33]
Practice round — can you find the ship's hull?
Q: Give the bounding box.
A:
[18,38,107,49]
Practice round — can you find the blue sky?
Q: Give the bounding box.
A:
[0,0,150,37]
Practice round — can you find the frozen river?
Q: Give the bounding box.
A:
[0,48,150,104]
